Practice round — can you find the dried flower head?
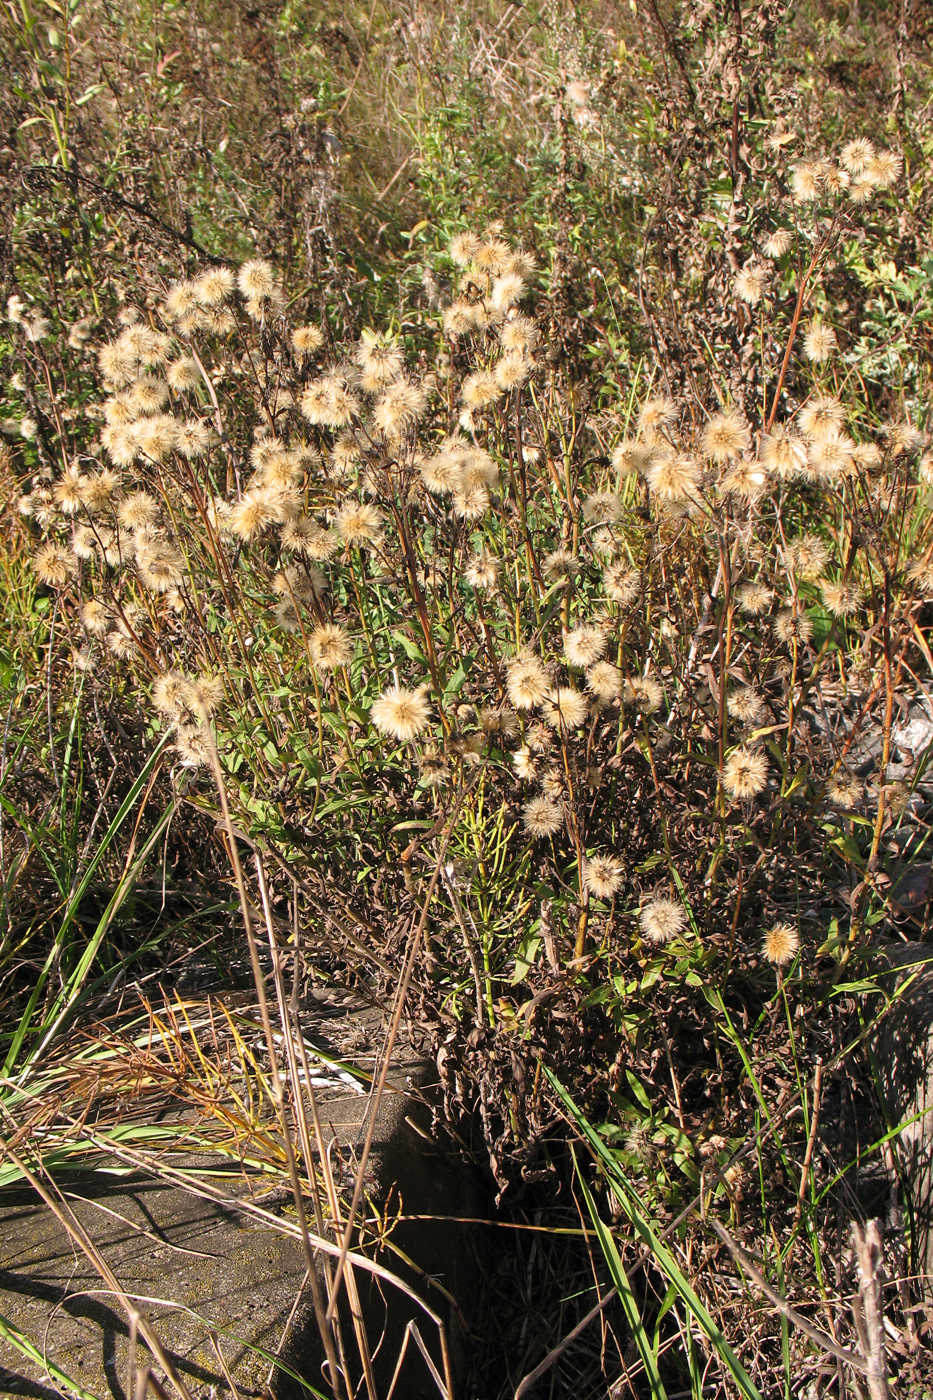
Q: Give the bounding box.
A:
[309,624,353,670]
[821,580,862,617]
[802,320,838,363]
[585,661,622,704]
[639,897,687,945]
[624,674,664,713]
[762,922,799,967]
[775,608,814,646]
[541,686,589,730]
[727,687,766,726]
[798,395,845,442]
[583,854,623,899]
[564,624,607,668]
[523,795,563,840]
[702,410,751,464]
[722,746,769,800]
[638,396,678,437]
[826,772,862,808]
[292,325,325,356]
[735,263,767,305]
[507,654,550,710]
[542,550,578,585]
[371,683,432,742]
[603,561,640,605]
[762,228,792,259]
[647,452,700,503]
[237,259,279,301]
[790,160,822,202]
[334,501,384,549]
[34,542,75,587]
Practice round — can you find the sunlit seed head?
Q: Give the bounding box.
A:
[309,623,353,670]
[163,279,200,321]
[787,533,830,580]
[371,683,432,742]
[564,624,607,668]
[513,746,537,781]
[507,654,550,711]
[790,160,822,202]
[585,660,622,704]
[53,467,87,515]
[760,427,807,480]
[540,683,587,730]
[227,493,277,541]
[490,272,526,315]
[117,491,160,531]
[135,415,178,463]
[443,300,482,337]
[194,266,235,307]
[826,772,862,807]
[611,439,655,477]
[334,500,384,548]
[623,674,663,713]
[639,897,687,945]
[237,258,279,301]
[152,670,189,717]
[727,687,766,726]
[175,419,212,460]
[499,315,537,355]
[722,746,769,800]
[174,725,211,769]
[740,580,777,627]
[798,395,845,442]
[735,262,767,306]
[886,419,925,457]
[638,396,678,436]
[448,231,482,267]
[301,374,360,428]
[116,323,172,368]
[762,228,792,259]
[127,376,169,416]
[852,441,883,472]
[135,539,185,593]
[802,320,838,363]
[646,451,700,503]
[355,334,404,391]
[582,491,623,525]
[702,410,751,464]
[70,525,97,560]
[840,138,875,174]
[373,379,427,438]
[281,516,338,560]
[452,481,491,520]
[464,549,500,590]
[542,549,578,585]
[721,460,768,501]
[461,370,502,410]
[821,580,862,617]
[80,599,110,634]
[292,325,325,356]
[774,607,814,645]
[762,922,799,967]
[848,175,876,205]
[522,795,563,840]
[494,354,530,392]
[34,542,76,587]
[603,560,640,606]
[471,237,511,277]
[167,356,201,392]
[583,854,623,899]
[865,149,902,189]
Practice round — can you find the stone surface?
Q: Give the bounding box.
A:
[0,994,484,1400]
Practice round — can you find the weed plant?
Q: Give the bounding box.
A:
[3,1,933,1396]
